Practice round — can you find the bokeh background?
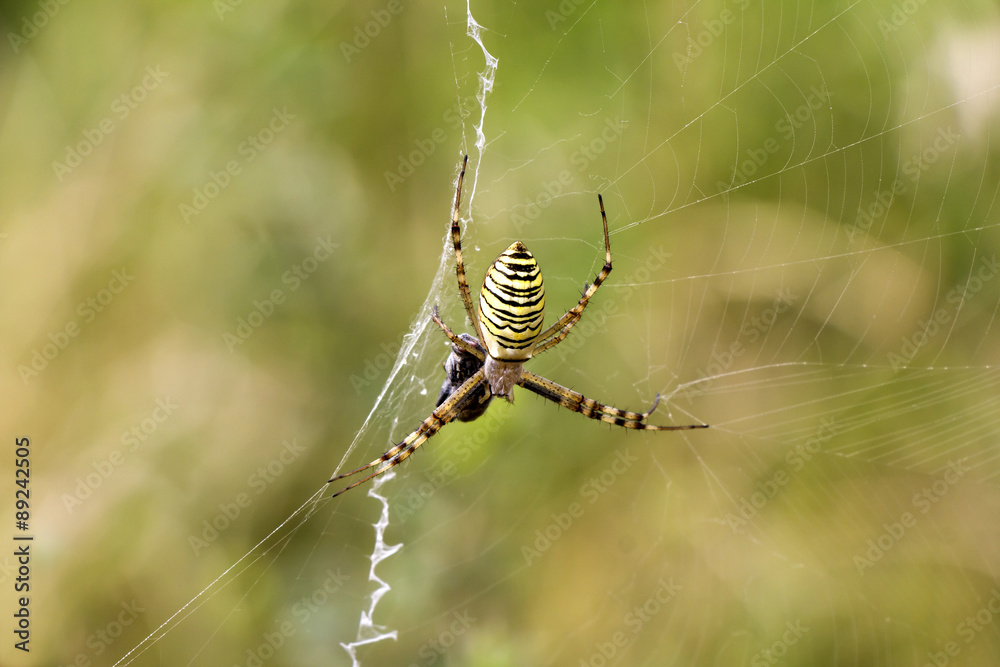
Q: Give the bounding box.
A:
[4,0,1000,665]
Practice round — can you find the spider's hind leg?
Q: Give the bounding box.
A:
[329,367,488,497]
[518,370,708,431]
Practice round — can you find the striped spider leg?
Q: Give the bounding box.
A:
[329,157,706,498]
[433,282,704,432]
[329,365,487,498]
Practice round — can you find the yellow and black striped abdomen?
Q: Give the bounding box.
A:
[478,241,545,360]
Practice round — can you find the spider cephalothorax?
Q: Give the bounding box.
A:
[329,156,707,498]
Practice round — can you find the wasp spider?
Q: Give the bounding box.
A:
[330,156,707,498]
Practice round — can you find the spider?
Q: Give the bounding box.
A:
[329,156,708,498]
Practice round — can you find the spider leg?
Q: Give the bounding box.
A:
[518,370,708,430]
[450,155,487,346]
[532,194,613,355]
[329,368,487,498]
[432,305,485,360]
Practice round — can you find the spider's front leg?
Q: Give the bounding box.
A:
[449,155,486,343]
[532,194,613,356]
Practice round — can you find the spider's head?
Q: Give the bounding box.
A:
[478,241,545,362]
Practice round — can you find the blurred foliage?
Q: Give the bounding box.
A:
[3,0,1000,665]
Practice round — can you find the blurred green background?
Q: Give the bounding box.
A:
[4,0,1000,665]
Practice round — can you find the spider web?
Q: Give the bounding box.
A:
[16,0,1000,665]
